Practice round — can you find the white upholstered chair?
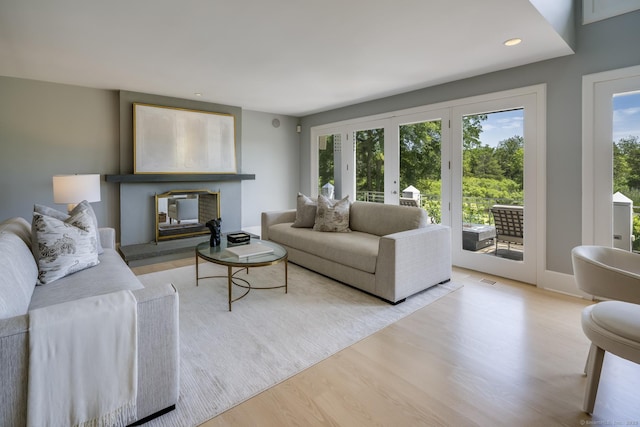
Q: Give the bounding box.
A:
[580,301,640,414]
[571,245,640,414]
[571,245,640,304]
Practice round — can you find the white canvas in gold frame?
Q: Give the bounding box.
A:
[134,103,237,174]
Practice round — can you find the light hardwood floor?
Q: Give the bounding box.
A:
[132,260,640,426]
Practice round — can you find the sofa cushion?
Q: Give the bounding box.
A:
[0,232,38,319]
[313,195,351,232]
[32,209,99,285]
[292,193,317,228]
[269,223,379,273]
[349,201,428,236]
[29,248,144,310]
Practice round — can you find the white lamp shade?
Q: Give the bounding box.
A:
[53,174,101,204]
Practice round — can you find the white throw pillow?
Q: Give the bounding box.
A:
[313,195,351,232]
[32,208,99,285]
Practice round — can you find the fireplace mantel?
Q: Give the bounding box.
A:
[105,173,255,183]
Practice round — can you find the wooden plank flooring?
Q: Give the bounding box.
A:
[133,260,640,426]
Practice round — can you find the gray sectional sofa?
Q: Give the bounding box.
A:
[262,200,451,303]
[0,217,179,426]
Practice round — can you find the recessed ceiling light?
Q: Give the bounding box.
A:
[194,92,202,97]
[504,38,522,47]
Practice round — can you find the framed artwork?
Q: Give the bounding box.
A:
[134,103,236,174]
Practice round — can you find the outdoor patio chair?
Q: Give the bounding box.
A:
[490,205,524,255]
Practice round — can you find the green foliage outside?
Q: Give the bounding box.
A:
[314,114,526,222]
[400,114,524,224]
[318,135,335,192]
[356,128,385,196]
[634,215,640,252]
[319,114,526,224]
[613,135,640,251]
[419,177,522,224]
[400,121,441,187]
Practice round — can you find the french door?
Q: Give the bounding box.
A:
[311,113,448,213]
[392,110,450,224]
[451,92,540,284]
[311,86,544,284]
[353,121,388,203]
[583,65,640,248]
[312,120,395,203]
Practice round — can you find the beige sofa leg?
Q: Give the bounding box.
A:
[583,343,605,414]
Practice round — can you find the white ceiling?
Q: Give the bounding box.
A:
[0,0,574,116]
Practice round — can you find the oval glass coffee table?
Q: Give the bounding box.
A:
[195,240,288,311]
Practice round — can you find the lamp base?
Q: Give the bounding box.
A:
[66,203,78,214]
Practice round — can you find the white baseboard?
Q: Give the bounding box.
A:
[538,268,593,299]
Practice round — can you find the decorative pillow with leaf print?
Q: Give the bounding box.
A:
[32,207,99,285]
[313,195,351,232]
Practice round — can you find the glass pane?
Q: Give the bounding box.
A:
[318,134,339,199]
[399,120,441,223]
[355,128,384,203]
[612,91,640,252]
[462,109,524,259]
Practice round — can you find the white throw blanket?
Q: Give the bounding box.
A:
[28,290,138,427]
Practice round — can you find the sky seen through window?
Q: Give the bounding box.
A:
[480,92,640,147]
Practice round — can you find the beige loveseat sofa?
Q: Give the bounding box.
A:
[262,201,451,303]
[0,217,179,426]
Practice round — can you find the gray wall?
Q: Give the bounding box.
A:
[299,8,640,275]
[241,110,301,229]
[0,77,120,227]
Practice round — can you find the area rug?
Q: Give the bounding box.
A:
[138,261,462,426]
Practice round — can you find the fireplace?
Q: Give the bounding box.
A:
[109,174,251,248]
[155,190,220,242]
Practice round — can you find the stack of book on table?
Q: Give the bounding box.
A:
[226,242,274,258]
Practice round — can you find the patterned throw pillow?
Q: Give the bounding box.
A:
[313,195,351,232]
[32,207,99,285]
[33,201,104,255]
[291,193,317,228]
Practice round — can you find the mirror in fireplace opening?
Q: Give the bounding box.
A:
[155,189,220,242]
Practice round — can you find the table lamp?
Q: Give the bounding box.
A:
[53,174,101,213]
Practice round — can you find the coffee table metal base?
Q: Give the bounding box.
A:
[196,261,288,311]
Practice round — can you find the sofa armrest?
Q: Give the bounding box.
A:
[99,227,116,250]
[261,210,296,240]
[0,284,180,426]
[375,224,451,302]
[0,314,29,426]
[131,282,180,420]
[132,281,177,303]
